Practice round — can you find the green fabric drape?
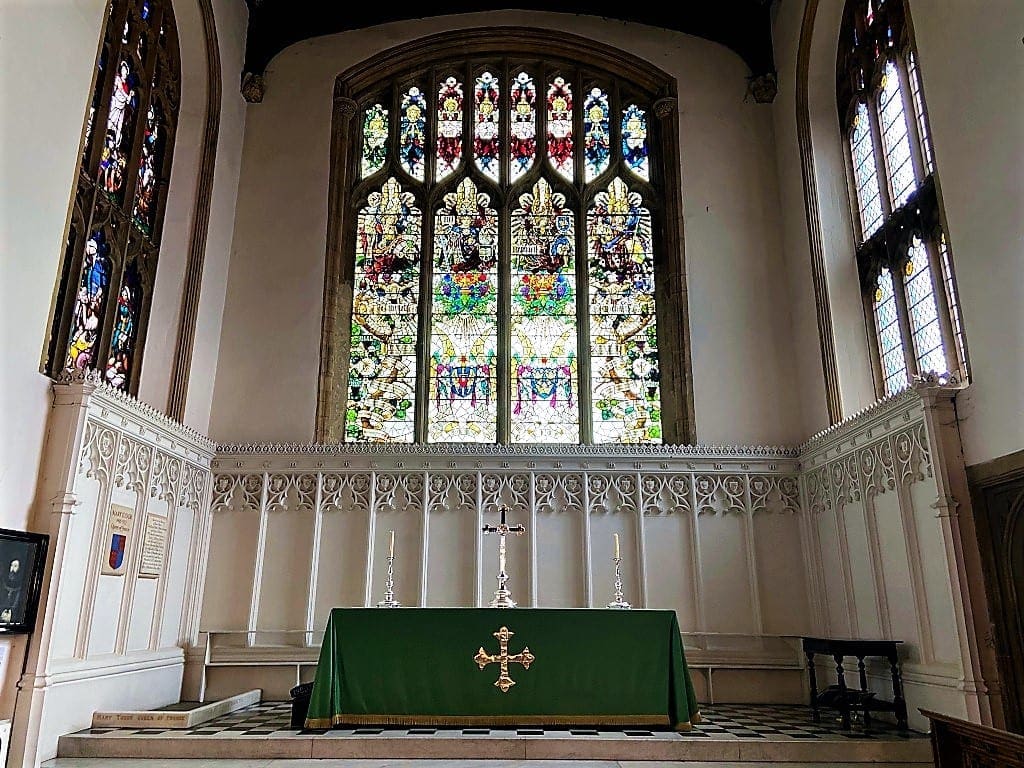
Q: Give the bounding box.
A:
[305,607,700,730]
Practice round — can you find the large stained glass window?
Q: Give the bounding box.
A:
[838,0,967,395]
[345,58,669,444]
[43,0,180,394]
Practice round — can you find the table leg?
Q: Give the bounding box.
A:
[806,651,820,723]
[889,653,908,730]
[834,654,851,730]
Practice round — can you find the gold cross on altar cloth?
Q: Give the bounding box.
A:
[474,625,535,693]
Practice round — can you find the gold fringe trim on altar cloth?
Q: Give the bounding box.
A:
[305,712,703,730]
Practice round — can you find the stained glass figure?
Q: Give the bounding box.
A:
[474,71,500,181]
[132,103,163,234]
[510,178,579,443]
[400,86,427,181]
[83,47,108,163]
[587,178,661,443]
[361,103,389,178]
[509,71,536,182]
[621,104,649,181]
[347,178,422,442]
[429,178,499,442]
[105,263,142,390]
[546,77,574,180]
[65,231,112,371]
[99,59,140,199]
[436,76,463,181]
[583,87,610,181]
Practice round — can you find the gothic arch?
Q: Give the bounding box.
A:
[316,27,694,444]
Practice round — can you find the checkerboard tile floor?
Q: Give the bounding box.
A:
[74,701,924,742]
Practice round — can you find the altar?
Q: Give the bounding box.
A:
[304,607,701,730]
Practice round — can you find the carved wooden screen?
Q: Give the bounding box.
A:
[837,0,967,396]
[43,0,180,393]
[322,33,691,445]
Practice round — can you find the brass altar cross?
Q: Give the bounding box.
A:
[474,625,535,693]
[482,505,525,608]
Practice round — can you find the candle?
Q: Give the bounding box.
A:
[388,529,395,559]
[614,533,620,560]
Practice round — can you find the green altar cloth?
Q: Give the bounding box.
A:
[304,608,701,730]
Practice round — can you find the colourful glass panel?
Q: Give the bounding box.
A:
[65,231,112,371]
[546,76,573,180]
[874,267,908,395]
[400,86,427,181]
[509,71,537,182]
[132,102,164,234]
[851,101,884,238]
[878,60,916,209]
[105,263,142,390]
[621,104,649,181]
[361,103,388,178]
[98,59,141,199]
[474,71,500,181]
[587,178,661,443]
[83,47,108,163]
[583,87,610,181]
[428,178,499,442]
[939,234,966,375]
[510,178,578,443]
[347,178,421,442]
[904,236,947,375]
[435,76,463,181]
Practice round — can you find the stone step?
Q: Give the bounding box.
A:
[91,689,261,729]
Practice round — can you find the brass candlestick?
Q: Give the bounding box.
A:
[607,555,632,609]
[377,530,401,608]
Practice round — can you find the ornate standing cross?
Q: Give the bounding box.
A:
[482,504,525,608]
[474,625,535,692]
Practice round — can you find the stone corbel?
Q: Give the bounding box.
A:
[241,72,265,104]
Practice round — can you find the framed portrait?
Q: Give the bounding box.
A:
[0,529,49,635]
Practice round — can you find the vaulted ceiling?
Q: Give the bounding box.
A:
[240,1,778,101]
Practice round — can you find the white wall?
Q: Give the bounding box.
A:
[770,0,1024,467]
[208,11,804,447]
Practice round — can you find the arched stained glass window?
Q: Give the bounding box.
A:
[837,0,967,396]
[326,38,689,444]
[43,0,180,393]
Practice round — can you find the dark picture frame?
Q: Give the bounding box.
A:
[0,529,49,635]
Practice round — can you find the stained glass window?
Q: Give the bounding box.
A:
[99,59,140,200]
[878,61,916,209]
[429,178,498,442]
[874,268,908,395]
[436,77,463,181]
[850,102,883,238]
[583,87,610,181]
[45,0,180,393]
[510,72,536,182]
[65,232,112,372]
[546,77,573,180]
[347,178,422,443]
[400,87,427,181]
[903,236,947,375]
[132,103,163,233]
[621,104,649,181]
[341,55,670,444]
[106,262,143,388]
[474,72,500,181]
[838,0,967,394]
[362,104,388,178]
[587,179,661,443]
[510,179,579,443]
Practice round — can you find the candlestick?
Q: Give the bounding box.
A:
[607,550,631,610]
[377,530,401,608]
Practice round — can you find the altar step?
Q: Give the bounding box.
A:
[57,702,932,763]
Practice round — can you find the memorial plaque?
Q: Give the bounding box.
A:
[102,503,135,576]
[138,513,168,579]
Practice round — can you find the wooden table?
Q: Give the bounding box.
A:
[801,636,907,731]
